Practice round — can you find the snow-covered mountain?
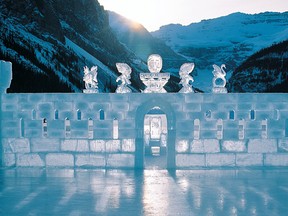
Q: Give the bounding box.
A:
[108,11,188,72]
[151,12,288,91]
[1,1,287,93]
[0,0,151,92]
[228,40,288,92]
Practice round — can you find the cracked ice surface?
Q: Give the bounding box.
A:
[1,169,288,215]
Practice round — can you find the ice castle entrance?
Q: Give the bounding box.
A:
[144,107,168,169]
[135,98,176,169]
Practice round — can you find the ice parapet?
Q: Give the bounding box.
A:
[116,63,132,93]
[140,54,170,93]
[212,64,227,93]
[83,66,99,93]
[179,63,195,93]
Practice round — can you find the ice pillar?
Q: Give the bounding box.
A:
[0,60,12,166]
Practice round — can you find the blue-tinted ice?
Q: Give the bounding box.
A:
[1,168,288,215]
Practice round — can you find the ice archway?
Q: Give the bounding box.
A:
[135,98,176,169]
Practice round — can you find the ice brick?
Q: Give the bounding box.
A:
[3,153,15,167]
[118,129,136,139]
[111,102,130,111]
[94,120,112,129]
[122,139,135,152]
[176,140,189,153]
[119,120,135,129]
[184,94,203,103]
[191,139,220,153]
[75,101,90,110]
[200,130,217,139]
[248,139,277,153]
[176,120,194,131]
[236,154,263,166]
[1,127,20,138]
[206,154,235,166]
[176,130,193,139]
[94,129,112,139]
[17,154,44,167]
[176,154,205,167]
[38,103,53,112]
[245,130,262,139]
[106,140,121,152]
[90,140,105,152]
[3,138,30,153]
[222,141,246,152]
[61,140,89,152]
[278,139,288,152]
[211,111,228,120]
[183,103,201,112]
[106,154,134,167]
[75,154,105,167]
[265,154,288,166]
[46,153,74,167]
[31,138,60,152]
[54,101,73,110]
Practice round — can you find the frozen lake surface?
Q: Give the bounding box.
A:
[1,168,288,215]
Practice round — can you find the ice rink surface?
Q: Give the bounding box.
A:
[1,168,288,215]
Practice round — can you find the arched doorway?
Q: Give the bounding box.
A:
[144,107,167,169]
[135,98,176,169]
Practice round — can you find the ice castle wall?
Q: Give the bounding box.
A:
[1,93,288,169]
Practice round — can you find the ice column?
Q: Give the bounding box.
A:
[0,60,12,166]
[0,60,12,93]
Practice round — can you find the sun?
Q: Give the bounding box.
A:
[98,0,161,31]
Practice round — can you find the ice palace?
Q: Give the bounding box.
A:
[1,56,288,216]
[1,55,288,169]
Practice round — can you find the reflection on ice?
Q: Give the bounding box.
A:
[0,169,288,215]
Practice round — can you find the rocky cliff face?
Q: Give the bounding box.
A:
[228,40,288,92]
[0,0,148,92]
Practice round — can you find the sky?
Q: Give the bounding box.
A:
[98,0,288,31]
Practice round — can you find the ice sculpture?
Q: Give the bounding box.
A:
[179,63,195,93]
[0,60,12,93]
[212,64,228,93]
[115,63,132,93]
[140,54,170,93]
[83,66,99,93]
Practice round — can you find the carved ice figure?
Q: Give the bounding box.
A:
[148,54,162,73]
[83,66,98,93]
[179,63,195,93]
[116,63,132,93]
[140,54,170,93]
[212,64,228,93]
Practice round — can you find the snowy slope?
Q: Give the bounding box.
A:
[152,12,288,91]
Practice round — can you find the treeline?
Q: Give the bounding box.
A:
[234,40,288,73]
[229,40,288,92]
[1,34,72,92]
[1,32,85,92]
